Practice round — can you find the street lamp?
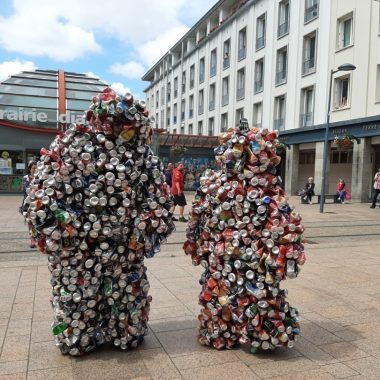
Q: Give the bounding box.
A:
[319,63,356,213]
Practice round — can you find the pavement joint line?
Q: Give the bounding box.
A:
[25,267,37,375]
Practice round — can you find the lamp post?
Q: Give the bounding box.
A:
[320,63,356,213]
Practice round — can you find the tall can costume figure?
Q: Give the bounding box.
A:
[183,121,306,352]
[24,88,175,356]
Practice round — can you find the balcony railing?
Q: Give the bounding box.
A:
[199,72,205,83]
[275,69,287,85]
[189,109,194,118]
[300,112,313,127]
[198,105,204,115]
[278,20,289,38]
[304,3,318,23]
[254,79,263,93]
[303,57,315,74]
[222,94,229,107]
[236,87,245,100]
[256,36,265,50]
[238,48,246,61]
[223,56,230,69]
[274,118,285,131]
[209,100,215,111]
[210,65,217,77]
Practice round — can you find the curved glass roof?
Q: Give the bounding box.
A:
[0,69,108,129]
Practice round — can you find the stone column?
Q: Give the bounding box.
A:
[285,144,299,195]
[314,141,330,195]
[351,137,372,202]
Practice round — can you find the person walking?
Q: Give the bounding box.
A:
[22,160,37,248]
[171,162,187,222]
[164,163,173,187]
[336,179,347,204]
[304,177,315,205]
[370,168,380,208]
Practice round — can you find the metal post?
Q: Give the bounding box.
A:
[320,69,336,213]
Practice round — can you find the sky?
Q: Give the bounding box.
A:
[0,0,218,99]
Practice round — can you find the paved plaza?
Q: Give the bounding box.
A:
[1,194,380,379]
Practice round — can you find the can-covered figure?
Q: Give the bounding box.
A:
[183,121,306,352]
[24,88,175,356]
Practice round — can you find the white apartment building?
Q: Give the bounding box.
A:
[143,0,380,201]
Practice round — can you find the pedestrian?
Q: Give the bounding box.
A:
[370,168,380,208]
[165,163,173,187]
[171,162,187,222]
[336,179,347,204]
[22,160,37,248]
[304,177,315,205]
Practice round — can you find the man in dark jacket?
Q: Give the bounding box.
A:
[165,163,173,187]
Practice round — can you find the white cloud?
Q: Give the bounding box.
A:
[84,71,100,78]
[110,82,131,96]
[0,59,37,82]
[110,61,146,80]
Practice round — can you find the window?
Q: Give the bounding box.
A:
[174,77,178,98]
[199,57,205,83]
[190,65,195,89]
[180,125,185,134]
[173,103,177,124]
[300,86,314,127]
[198,121,203,135]
[276,47,288,85]
[299,151,315,164]
[222,76,229,106]
[173,128,177,134]
[238,27,247,60]
[235,108,244,126]
[334,76,350,108]
[182,70,186,93]
[198,89,204,115]
[236,68,245,100]
[208,117,214,136]
[303,31,317,75]
[221,113,228,132]
[256,14,266,50]
[209,84,215,111]
[223,39,231,69]
[330,149,353,164]
[375,64,380,102]
[181,100,185,121]
[304,0,319,23]
[166,107,171,127]
[278,0,289,38]
[155,112,158,128]
[167,82,171,101]
[274,95,286,131]
[155,90,159,108]
[188,123,193,135]
[189,95,194,118]
[252,102,263,128]
[210,49,217,77]
[161,86,165,105]
[254,59,264,93]
[337,13,353,49]
[160,110,164,128]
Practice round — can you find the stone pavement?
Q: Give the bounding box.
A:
[1,194,380,379]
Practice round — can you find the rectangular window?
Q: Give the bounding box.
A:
[181,100,186,121]
[198,120,203,135]
[236,68,245,100]
[375,64,380,102]
[256,13,266,50]
[334,76,350,108]
[161,86,165,105]
[337,13,353,49]
[208,117,214,136]
[189,95,194,118]
[174,77,178,98]
[210,49,217,77]
[190,65,195,89]
[274,95,286,131]
[198,89,204,115]
[235,108,244,126]
[276,47,288,85]
[173,103,177,124]
[221,113,228,132]
[278,0,290,38]
[254,58,264,93]
[222,76,229,106]
[300,86,314,127]
[209,84,216,111]
[223,39,231,69]
[300,151,316,164]
[304,0,319,23]
[330,149,353,164]
[180,125,185,134]
[166,107,171,127]
[167,82,171,101]
[199,57,205,83]
[252,102,263,128]
[155,112,158,128]
[303,31,317,75]
[238,27,247,60]
[182,70,186,93]
[188,123,193,135]
[160,110,164,128]
[155,90,159,108]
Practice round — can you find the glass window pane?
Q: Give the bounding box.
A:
[3,77,57,88]
[0,93,57,108]
[0,85,57,97]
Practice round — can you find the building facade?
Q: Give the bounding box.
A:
[143,0,380,201]
[0,69,108,192]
